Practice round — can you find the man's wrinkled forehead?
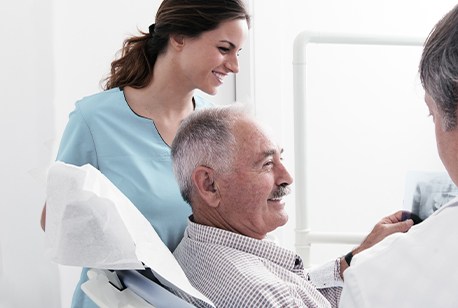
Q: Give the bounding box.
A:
[233,117,282,157]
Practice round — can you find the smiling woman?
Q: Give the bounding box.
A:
[39,1,250,307]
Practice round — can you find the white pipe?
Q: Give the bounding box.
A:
[300,231,366,245]
[293,31,425,64]
[295,230,367,267]
[293,32,425,267]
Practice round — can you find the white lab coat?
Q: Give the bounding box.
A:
[340,199,458,308]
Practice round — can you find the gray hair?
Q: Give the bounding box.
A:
[419,4,458,131]
[171,105,247,205]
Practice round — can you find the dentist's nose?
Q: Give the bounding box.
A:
[225,55,239,73]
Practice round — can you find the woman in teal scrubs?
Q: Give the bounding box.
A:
[40,1,250,306]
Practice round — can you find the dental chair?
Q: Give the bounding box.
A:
[82,268,195,308]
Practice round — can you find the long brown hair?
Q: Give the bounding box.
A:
[103,0,250,90]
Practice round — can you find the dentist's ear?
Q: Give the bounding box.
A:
[192,166,221,208]
[170,34,185,51]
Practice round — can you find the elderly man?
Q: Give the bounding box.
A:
[170,105,413,307]
[339,4,458,308]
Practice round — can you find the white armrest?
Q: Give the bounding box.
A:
[81,269,154,308]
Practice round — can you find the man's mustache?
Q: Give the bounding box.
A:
[270,185,291,199]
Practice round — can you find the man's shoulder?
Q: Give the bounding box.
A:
[178,236,288,285]
[174,229,304,307]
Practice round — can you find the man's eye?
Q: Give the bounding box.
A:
[263,161,274,167]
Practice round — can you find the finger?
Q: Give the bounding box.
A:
[381,210,409,224]
[401,211,423,225]
[400,210,412,221]
[384,219,414,234]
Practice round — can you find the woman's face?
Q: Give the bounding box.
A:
[176,18,249,95]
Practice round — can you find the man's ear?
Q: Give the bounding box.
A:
[192,166,220,208]
[169,34,185,51]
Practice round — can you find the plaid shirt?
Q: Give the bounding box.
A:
[171,219,342,307]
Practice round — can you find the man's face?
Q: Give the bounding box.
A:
[425,93,458,184]
[214,118,293,239]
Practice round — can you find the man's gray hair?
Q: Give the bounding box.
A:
[419,4,458,131]
[171,105,247,205]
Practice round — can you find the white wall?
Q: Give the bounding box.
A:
[0,0,61,307]
[2,0,458,307]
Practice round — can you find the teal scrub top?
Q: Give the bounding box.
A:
[56,88,213,308]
